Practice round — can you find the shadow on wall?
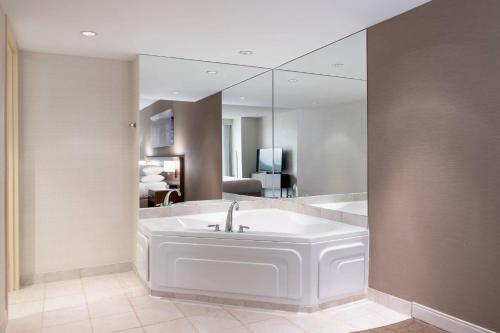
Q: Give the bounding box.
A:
[140,93,223,201]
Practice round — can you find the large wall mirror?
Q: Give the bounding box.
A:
[273,30,367,214]
[138,30,366,212]
[274,31,367,194]
[221,71,274,200]
[138,55,269,207]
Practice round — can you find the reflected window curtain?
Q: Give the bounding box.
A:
[222,124,232,176]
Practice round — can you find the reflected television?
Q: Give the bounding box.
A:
[257,148,283,173]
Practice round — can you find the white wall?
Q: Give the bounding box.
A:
[226,102,366,195]
[0,8,8,332]
[297,101,367,195]
[230,117,242,177]
[222,105,272,178]
[19,52,136,279]
[262,102,366,196]
[240,118,260,178]
[257,114,273,149]
[274,110,298,178]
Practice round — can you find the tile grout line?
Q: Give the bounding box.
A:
[82,276,96,333]
[220,306,247,331]
[278,315,307,332]
[172,302,202,333]
[9,272,410,333]
[125,286,145,331]
[40,282,47,331]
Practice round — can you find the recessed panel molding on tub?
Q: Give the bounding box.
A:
[319,241,368,300]
[153,241,302,299]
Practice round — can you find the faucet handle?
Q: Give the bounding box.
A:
[208,224,220,232]
[238,225,250,233]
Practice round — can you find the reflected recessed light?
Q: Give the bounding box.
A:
[239,96,246,100]
[80,30,97,37]
[172,91,180,95]
[332,63,344,68]
[288,78,298,83]
[239,50,253,55]
[311,101,317,105]
[206,70,218,75]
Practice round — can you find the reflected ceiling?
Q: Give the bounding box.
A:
[277,31,366,80]
[273,72,366,109]
[141,30,367,110]
[139,55,268,109]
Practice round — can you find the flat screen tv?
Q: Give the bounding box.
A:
[257,148,283,173]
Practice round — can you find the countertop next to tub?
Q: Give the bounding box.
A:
[312,200,368,217]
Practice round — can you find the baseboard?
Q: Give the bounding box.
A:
[367,288,412,316]
[412,303,495,333]
[20,262,132,286]
[368,288,494,333]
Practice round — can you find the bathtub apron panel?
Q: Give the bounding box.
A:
[318,238,368,300]
[152,240,303,299]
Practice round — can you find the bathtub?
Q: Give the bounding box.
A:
[313,200,368,216]
[137,208,369,310]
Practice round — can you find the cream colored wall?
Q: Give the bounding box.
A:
[19,52,136,280]
[0,7,8,332]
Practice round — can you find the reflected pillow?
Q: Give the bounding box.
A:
[141,175,165,183]
[139,181,168,198]
[147,181,168,189]
[142,166,164,175]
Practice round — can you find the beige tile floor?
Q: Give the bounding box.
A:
[7,271,410,333]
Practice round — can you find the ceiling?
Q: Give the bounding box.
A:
[2,0,430,68]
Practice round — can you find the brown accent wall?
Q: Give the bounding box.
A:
[368,1,500,331]
[140,93,222,201]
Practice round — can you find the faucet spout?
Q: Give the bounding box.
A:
[225,201,239,232]
[164,189,182,206]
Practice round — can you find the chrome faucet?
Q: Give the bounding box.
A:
[292,184,299,198]
[225,201,239,232]
[164,189,182,206]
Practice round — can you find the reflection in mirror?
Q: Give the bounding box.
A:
[274,30,367,215]
[221,71,276,200]
[139,156,184,208]
[277,30,366,80]
[138,55,268,207]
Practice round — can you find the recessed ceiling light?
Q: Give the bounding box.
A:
[239,96,246,100]
[172,91,180,95]
[331,63,344,68]
[80,30,97,37]
[239,50,253,55]
[206,70,218,75]
[288,78,298,83]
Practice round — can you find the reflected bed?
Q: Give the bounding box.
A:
[222,176,262,196]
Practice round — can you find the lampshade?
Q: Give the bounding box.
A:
[163,160,178,173]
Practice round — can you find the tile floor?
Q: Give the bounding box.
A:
[7,271,410,333]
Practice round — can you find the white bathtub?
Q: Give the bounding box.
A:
[313,200,368,216]
[137,208,369,310]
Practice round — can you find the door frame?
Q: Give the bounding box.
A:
[5,21,19,292]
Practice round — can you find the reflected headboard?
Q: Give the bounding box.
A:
[139,155,185,208]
